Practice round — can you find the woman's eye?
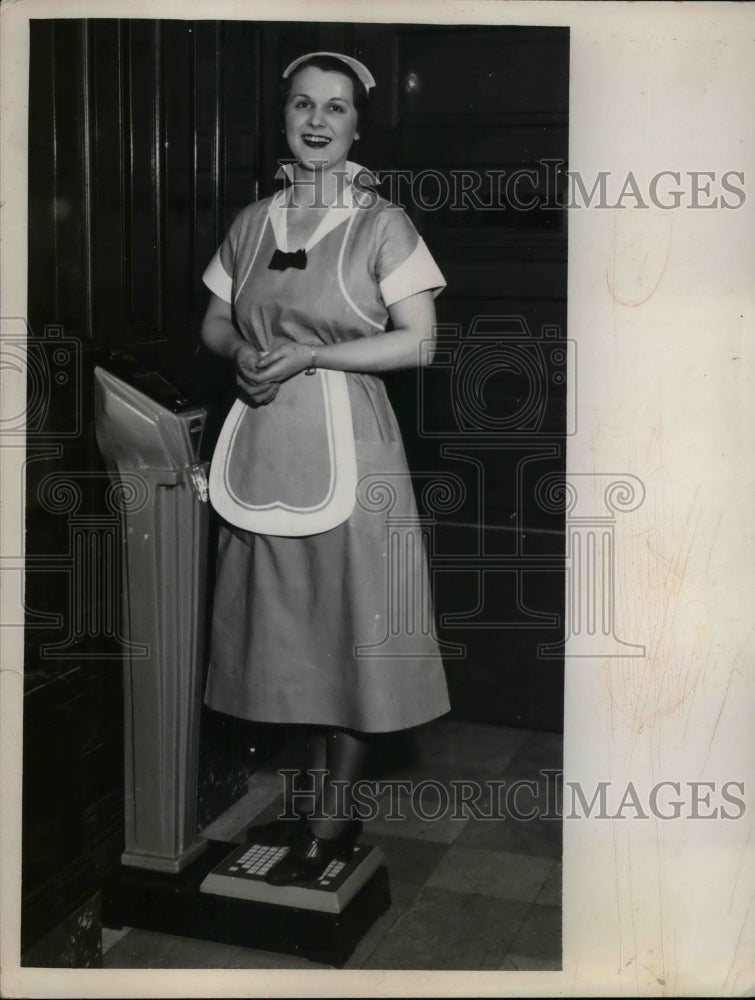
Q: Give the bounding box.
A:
[294,100,309,109]
[329,104,346,113]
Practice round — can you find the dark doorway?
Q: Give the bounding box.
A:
[351,25,568,730]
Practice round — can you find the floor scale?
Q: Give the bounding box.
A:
[94,358,390,967]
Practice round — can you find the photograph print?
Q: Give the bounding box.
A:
[18,15,568,975]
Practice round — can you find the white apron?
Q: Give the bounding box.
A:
[209,367,358,536]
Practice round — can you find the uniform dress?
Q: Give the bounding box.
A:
[202,161,451,733]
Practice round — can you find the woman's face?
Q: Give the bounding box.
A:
[284,66,359,175]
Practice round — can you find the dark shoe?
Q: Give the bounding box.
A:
[264,820,363,886]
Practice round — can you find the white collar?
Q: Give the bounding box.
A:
[275,159,376,187]
[267,161,376,253]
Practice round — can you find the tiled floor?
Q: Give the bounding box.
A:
[103,719,562,971]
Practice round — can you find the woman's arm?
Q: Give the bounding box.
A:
[254,290,437,383]
[201,293,279,405]
[200,293,246,362]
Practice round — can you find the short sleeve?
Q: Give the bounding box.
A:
[202,212,244,303]
[375,207,446,307]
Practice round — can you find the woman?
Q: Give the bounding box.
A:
[200,52,450,885]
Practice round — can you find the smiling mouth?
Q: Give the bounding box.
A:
[301,134,332,148]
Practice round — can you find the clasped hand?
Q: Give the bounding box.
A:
[234,342,311,406]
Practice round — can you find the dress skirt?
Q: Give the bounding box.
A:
[204,373,451,733]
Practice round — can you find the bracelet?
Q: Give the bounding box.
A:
[304,344,317,376]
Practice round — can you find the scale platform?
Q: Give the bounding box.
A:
[201,839,385,913]
[104,837,391,966]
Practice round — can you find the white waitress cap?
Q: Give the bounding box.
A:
[282,51,376,92]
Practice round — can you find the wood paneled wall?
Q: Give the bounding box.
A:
[22,18,315,960]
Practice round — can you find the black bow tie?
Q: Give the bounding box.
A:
[268,248,307,271]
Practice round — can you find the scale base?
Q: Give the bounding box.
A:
[201,838,385,913]
[103,839,391,967]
